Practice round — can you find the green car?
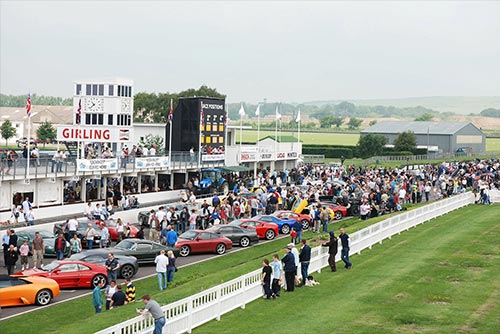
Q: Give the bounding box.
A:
[16,230,70,257]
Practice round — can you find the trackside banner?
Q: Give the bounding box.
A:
[77,159,118,172]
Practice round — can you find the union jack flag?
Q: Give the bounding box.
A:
[76,98,82,125]
[26,94,32,118]
[200,102,205,125]
[168,99,173,124]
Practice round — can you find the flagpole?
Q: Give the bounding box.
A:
[168,98,173,169]
[297,108,301,147]
[199,100,203,167]
[26,94,31,179]
[275,104,278,160]
[255,104,260,184]
[239,103,243,164]
[78,94,82,160]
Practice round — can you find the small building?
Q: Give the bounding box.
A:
[361,121,486,153]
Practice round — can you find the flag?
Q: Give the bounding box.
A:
[200,102,205,125]
[224,112,229,126]
[26,94,32,118]
[295,109,301,123]
[255,104,260,116]
[238,104,245,117]
[168,99,173,124]
[76,98,82,125]
[275,106,281,120]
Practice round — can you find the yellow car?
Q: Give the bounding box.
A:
[0,275,60,307]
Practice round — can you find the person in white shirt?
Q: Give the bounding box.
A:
[67,216,79,239]
[142,147,149,157]
[154,250,169,291]
[156,207,166,225]
[149,147,156,156]
[85,223,97,249]
[21,197,32,221]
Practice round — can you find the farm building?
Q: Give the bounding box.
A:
[361,121,486,153]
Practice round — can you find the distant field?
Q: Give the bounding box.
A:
[238,129,360,145]
[240,129,500,152]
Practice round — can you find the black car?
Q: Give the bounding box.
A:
[82,238,180,264]
[53,220,102,248]
[69,251,139,279]
[206,225,259,247]
[16,230,70,257]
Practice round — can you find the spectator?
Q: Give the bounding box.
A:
[70,234,82,254]
[19,239,30,270]
[84,223,97,249]
[32,231,45,268]
[261,258,273,299]
[290,228,297,245]
[271,254,282,297]
[299,239,311,285]
[125,278,136,302]
[281,246,295,292]
[92,280,106,314]
[54,233,66,260]
[322,231,339,272]
[105,253,120,282]
[105,280,117,310]
[339,228,352,269]
[137,295,166,334]
[166,225,178,248]
[155,250,168,291]
[110,284,127,309]
[166,250,176,286]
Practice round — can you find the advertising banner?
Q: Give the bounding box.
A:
[77,158,118,172]
[240,153,257,162]
[202,154,225,162]
[135,157,169,169]
[57,126,132,143]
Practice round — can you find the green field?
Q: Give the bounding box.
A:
[195,205,500,334]
[486,137,500,151]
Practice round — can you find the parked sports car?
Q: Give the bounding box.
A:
[53,220,102,248]
[83,238,179,264]
[16,230,70,257]
[272,210,311,229]
[15,260,108,289]
[206,225,259,247]
[69,251,138,279]
[253,214,299,234]
[306,202,348,220]
[176,230,232,257]
[95,220,138,241]
[0,275,60,307]
[229,218,278,240]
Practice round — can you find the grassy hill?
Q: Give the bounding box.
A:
[306,96,500,115]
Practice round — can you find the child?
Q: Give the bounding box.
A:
[20,239,30,270]
[290,228,297,244]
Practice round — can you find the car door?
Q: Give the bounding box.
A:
[197,232,215,252]
[0,278,31,306]
[134,242,154,263]
[50,263,80,288]
[77,263,94,287]
[218,226,237,243]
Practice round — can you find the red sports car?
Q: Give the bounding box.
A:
[15,260,108,289]
[317,202,348,220]
[175,230,232,257]
[96,220,138,241]
[229,219,279,240]
[273,210,311,228]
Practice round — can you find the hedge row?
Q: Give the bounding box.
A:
[302,145,428,159]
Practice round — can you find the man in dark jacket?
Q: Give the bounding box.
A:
[322,231,338,272]
[54,233,67,260]
[299,239,311,285]
[281,246,296,292]
[6,244,19,275]
[339,228,352,269]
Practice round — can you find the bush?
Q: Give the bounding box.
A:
[302,145,353,159]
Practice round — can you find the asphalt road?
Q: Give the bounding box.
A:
[0,229,287,320]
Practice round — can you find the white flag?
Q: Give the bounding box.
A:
[238,104,245,117]
[275,106,281,120]
[296,109,301,123]
[255,104,260,116]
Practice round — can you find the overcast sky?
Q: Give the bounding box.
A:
[1,1,499,103]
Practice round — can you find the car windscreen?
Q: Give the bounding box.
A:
[43,261,61,272]
[228,219,242,226]
[179,231,197,240]
[115,240,135,250]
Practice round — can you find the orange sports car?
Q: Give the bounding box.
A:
[0,275,60,307]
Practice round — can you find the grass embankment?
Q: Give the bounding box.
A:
[0,212,388,334]
[195,205,500,334]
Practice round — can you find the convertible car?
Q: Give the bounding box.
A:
[206,225,259,247]
[176,230,232,257]
[272,210,311,229]
[69,251,138,279]
[15,260,108,288]
[0,275,60,307]
[83,238,179,264]
[229,219,278,240]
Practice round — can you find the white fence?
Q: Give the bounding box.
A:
[97,192,477,334]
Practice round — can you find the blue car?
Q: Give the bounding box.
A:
[254,214,298,234]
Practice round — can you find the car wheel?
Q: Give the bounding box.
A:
[120,264,135,279]
[36,289,52,306]
[239,236,250,247]
[301,219,310,230]
[281,224,290,234]
[334,211,343,220]
[92,274,107,288]
[179,245,191,257]
[215,243,226,255]
[265,229,276,240]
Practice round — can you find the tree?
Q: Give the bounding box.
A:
[319,116,332,128]
[347,117,362,130]
[139,134,165,155]
[415,113,434,121]
[36,121,57,147]
[369,120,377,126]
[331,116,344,128]
[357,134,387,158]
[480,108,500,118]
[394,131,417,152]
[0,120,17,146]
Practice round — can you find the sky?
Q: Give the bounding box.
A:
[1,1,499,103]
